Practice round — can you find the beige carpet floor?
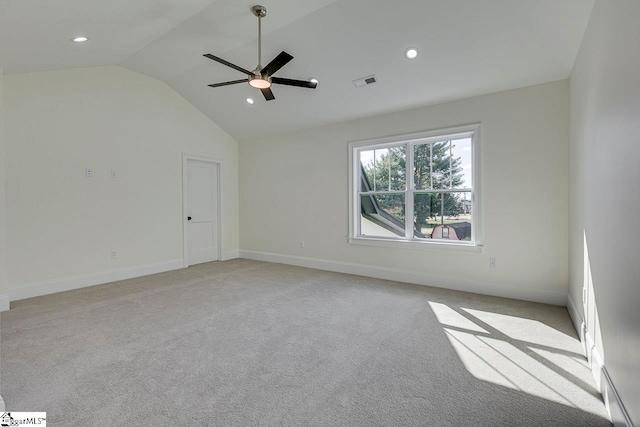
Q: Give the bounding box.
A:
[2,259,610,426]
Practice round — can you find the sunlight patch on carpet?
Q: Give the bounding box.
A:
[429,302,604,417]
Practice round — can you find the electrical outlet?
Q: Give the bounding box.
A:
[111,250,117,260]
[111,170,117,178]
[85,168,93,177]
[489,258,497,268]
[300,241,305,248]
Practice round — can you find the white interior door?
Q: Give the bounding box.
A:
[186,159,219,266]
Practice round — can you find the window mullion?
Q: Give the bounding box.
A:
[405,143,414,239]
[373,151,377,192]
[355,149,362,236]
[413,189,471,194]
[449,140,453,188]
[429,143,433,189]
[388,149,391,192]
[360,190,405,196]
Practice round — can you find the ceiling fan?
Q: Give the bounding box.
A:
[203,5,318,101]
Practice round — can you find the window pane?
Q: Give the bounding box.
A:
[413,144,431,190]
[451,138,472,189]
[388,146,406,191]
[414,192,472,241]
[374,149,387,191]
[413,193,440,237]
[360,149,376,192]
[360,194,405,237]
[431,140,450,189]
[361,146,406,192]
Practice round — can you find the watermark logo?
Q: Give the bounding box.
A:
[1,412,46,426]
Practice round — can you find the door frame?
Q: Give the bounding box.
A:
[182,153,223,267]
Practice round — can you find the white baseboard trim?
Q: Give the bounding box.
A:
[601,364,634,427]
[570,296,633,427]
[584,329,633,427]
[5,259,184,305]
[584,329,604,391]
[0,293,10,312]
[239,250,568,306]
[222,250,240,261]
[566,294,585,343]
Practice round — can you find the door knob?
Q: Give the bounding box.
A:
[187,216,192,221]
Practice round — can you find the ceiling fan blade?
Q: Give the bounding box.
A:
[261,87,275,101]
[203,54,252,75]
[272,77,318,89]
[261,51,294,76]
[208,79,248,88]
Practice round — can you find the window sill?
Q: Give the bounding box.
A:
[348,236,483,252]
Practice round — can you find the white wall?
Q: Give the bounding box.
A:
[3,66,239,298]
[569,1,640,425]
[240,80,569,305]
[0,65,7,410]
[0,68,7,295]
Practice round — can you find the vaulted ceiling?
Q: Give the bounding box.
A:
[1,0,594,140]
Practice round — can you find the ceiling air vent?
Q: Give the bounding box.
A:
[353,75,377,88]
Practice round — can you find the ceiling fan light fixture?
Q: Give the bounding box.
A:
[249,74,272,89]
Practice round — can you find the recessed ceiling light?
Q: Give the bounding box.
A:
[71,36,89,43]
[246,98,254,105]
[404,47,418,59]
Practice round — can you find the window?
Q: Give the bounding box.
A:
[349,124,481,248]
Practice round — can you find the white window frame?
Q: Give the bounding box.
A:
[348,123,482,252]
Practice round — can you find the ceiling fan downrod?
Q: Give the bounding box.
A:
[252,5,267,71]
